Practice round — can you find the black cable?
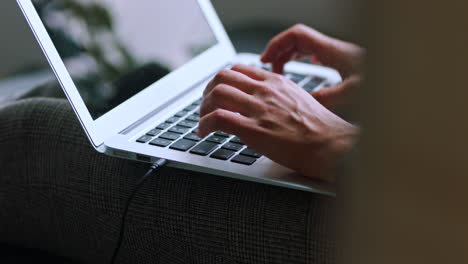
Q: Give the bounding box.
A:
[110,158,168,264]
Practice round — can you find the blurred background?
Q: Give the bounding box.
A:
[0,0,358,102]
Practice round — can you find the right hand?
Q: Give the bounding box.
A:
[261,24,365,110]
[198,65,359,182]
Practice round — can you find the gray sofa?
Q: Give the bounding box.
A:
[0,97,336,263]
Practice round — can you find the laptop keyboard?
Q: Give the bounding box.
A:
[135,67,328,166]
[286,72,327,92]
[262,65,328,92]
[136,97,262,165]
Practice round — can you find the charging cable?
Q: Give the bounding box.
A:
[110,158,168,264]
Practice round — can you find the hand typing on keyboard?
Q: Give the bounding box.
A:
[261,24,365,111]
[198,25,364,183]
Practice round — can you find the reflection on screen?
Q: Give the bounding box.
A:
[33,0,218,119]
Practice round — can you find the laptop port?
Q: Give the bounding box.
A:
[136,154,152,163]
[113,150,130,158]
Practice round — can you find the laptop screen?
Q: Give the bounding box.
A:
[32,0,218,119]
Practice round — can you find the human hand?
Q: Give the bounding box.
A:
[261,24,365,110]
[198,65,359,182]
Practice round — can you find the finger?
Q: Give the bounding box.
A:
[271,48,297,74]
[198,109,254,138]
[311,76,361,109]
[231,64,269,81]
[262,24,362,78]
[272,48,312,74]
[261,29,297,63]
[204,68,260,97]
[200,84,260,118]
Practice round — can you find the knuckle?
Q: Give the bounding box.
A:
[215,69,231,81]
[231,64,244,71]
[253,82,270,94]
[211,109,228,122]
[262,85,282,100]
[211,84,228,99]
[212,109,224,118]
[268,35,281,47]
[281,76,293,86]
[283,77,295,86]
[268,36,278,45]
[270,73,284,82]
[292,23,307,32]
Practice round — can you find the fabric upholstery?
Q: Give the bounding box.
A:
[0,98,336,264]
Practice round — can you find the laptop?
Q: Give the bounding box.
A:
[17,0,341,195]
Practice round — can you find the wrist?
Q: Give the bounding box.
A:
[325,121,359,182]
[303,119,359,183]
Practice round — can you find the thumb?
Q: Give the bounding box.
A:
[311,76,361,110]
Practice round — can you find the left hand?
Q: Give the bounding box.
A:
[198,64,359,182]
[260,24,365,110]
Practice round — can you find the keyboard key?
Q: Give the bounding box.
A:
[230,136,244,145]
[149,138,172,147]
[186,114,200,122]
[156,123,171,130]
[210,149,235,160]
[184,104,198,111]
[184,133,202,142]
[288,73,306,83]
[159,132,181,141]
[169,126,190,134]
[165,117,179,124]
[303,77,325,92]
[221,142,243,152]
[214,131,230,137]
[231,155,257,165]
[146,129,162,137]
[240,148,262,158]
[136,135,152,143]
[175,110,189,117]
[192,128,199,134]
[206,135,227,144]
[312,76,325,83]
[170,139,197,151]
[178,120,197,128]
[190,142,218,156]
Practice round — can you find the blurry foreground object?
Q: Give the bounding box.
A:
[341,0,468,264]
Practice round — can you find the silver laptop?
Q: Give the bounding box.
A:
[17,0,341,195]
